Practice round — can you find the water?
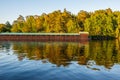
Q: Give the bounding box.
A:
[0,40,120,80]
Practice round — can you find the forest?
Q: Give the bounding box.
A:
[0,8,120,38]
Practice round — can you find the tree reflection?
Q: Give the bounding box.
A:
[0,42,11,53]
[12,40,120,69]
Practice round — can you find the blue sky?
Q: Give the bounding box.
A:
[0,0,120,24]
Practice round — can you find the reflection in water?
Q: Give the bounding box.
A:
[1,40,120,80]
[89,40,120,69]
[12,42,88,67]
[5,40,119,69]
[0,40,120,70]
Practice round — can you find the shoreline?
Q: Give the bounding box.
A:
[89,35,116,40]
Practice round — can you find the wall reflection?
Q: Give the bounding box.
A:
[0,40,120,69]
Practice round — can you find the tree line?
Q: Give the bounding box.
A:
[0,8,120,38]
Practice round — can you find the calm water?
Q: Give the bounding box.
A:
[0,40,120,80]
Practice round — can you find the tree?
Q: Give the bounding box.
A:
[66,19,80,33]
[11,15,25,32]
[77,10,90,31]
[7,8,120,38]
[11,21,22,32]
[116,14,120,39]
[17,15,25,22]
[5,21,12,32]
[0,24,5,32]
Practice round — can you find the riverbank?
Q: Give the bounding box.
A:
[89,35,116,40]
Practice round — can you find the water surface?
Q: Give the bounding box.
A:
[0,40,120,80]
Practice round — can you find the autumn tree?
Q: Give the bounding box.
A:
[11,15,25,32]
[0,24,6,32]
[77,10,90,31]
[8,8,120,38]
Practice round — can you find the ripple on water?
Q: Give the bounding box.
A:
[1,41,120,80]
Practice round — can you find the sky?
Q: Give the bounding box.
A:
[0,0,120,24]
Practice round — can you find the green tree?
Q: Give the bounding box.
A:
[4,21,12,32]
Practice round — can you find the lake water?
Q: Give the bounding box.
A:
[0,40,120,80]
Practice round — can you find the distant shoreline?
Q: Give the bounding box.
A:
[89,35,116,40]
